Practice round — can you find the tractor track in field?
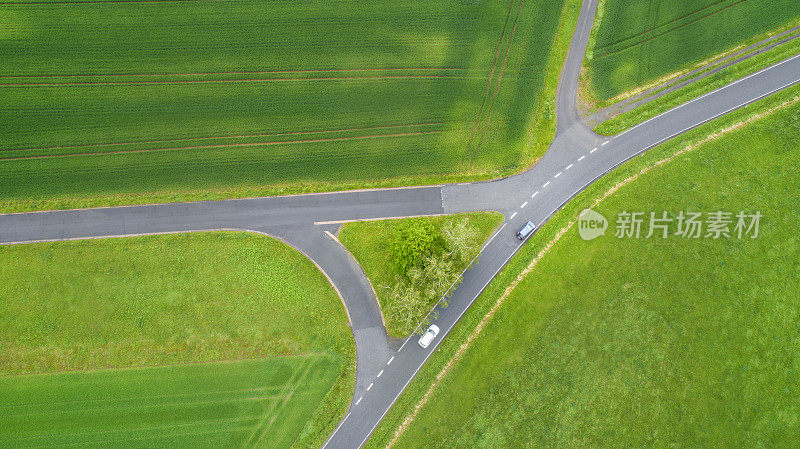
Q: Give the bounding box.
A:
[597,0,732,49]
[475,0,525,150]
[595,0,752,58]
[466,0,517,151]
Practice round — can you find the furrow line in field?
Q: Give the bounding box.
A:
[0,74,465,88]
[1,144,435,177]
[0,67,464,79]
[0,131,443,161]
[3,122,444,153]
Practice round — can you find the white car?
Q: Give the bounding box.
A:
[516,221,535,240]
[418,324,440,349]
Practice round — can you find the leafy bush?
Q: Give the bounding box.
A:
[389,219,440,276]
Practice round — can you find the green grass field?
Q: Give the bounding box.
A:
[594,33,800,135]
[0,0,575,212]
[586,0,800,101]
[0,231,355,448]
[367,88,800,447]
[0,356,340,448]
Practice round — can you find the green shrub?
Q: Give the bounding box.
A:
[389,218,440,276]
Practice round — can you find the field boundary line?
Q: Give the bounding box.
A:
[0,347,330,375]
[383,93,800,448]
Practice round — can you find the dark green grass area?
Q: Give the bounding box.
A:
[369,89,800,448]
[338,212,503,337]
[0,0,574,212]
[0,356,340,449]
[0,231,355,448]
[586,0,800,101]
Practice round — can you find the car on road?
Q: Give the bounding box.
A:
[516,221,535,240]
[418,324,440,348]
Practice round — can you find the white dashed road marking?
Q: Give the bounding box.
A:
[566,163,573,170]
[554,172,562,178]
[367,383,373,391]
[601,141,608,146]
[377,370,383,378]
[543,181,550,188]
[531,191,539,198]
[577,155,585,162]
[356,396,363,405]
[520,201,528,209]
[590,147,597,153]
[387,356,394,365]
[510,212,517,219]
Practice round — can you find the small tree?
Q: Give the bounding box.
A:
[423,253,457,296]
[390,219,438,275]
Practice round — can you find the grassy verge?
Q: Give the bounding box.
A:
[0,356,340,448]
[0,0,581,214]
[365,85,800,448]
[337,212,503,337]
[595,30,800,135]
[0,231,355,449]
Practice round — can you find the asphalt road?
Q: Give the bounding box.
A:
[2,0,800,446]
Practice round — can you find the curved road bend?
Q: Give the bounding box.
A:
[1,0,800,445]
